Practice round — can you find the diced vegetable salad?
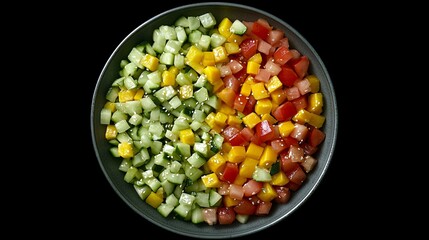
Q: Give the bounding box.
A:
[100,12,326,225]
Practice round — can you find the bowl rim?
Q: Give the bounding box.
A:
[91,1,338,238]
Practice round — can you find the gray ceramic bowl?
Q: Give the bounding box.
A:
[91,2,337,239]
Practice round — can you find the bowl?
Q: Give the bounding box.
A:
[91,2,337,238]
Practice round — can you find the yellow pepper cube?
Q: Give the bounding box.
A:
[255,99,273,115]
[118,89,137,102]
[179,128,195,145]
[212,46,229,63]
[207,153,227,173]
[211,79,225,93]
[246,142,264,159]
[201,173,222,188]
[161,69,176,86]
[105,125,118,140]
[308,113,325,128]
[271,171,290,186]
[202,51,216,66]
[246,61,260,75]
[133,88,145,100]
[242,112,261,129]
[248,53,262,64]
[259,145,278,169]
[186,45,204,63]
[265,75,283,93]
[186,60,205,74]
[251,82,270,100]
[233,174,247,186]
[306,74,320,93]
[218,103,236,115]
[224,42,240,55]
[179,85,193,99]
[227,146,246,163]
[118,141,134,158]
[223,195,240,207]
[244,75,256,85]
[140,54,159,72]
[227,33,244,44]
[146,191,163,208]
[221,142,232,154]
[270,88,287,105]
[214,112,228,127]
[261,113,277,125]
[227,115,242,127]
[239,157,259,178]
[278,121,295,138]
[307,92,324,115]
[205,112,217,128]
[240,82,252,96]
[257,182,278,202]
[203,65,221,84]
[218,17,232,38]
[104,102,116,112]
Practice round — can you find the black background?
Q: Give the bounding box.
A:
[12,0,416,238]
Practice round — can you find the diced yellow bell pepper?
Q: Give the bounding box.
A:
[240,82,252,96]
[161,69,177,86]
[233,174,247,186]
[146,191,163,208]
[186,60,205,74]
[257,183,278,202]
[133,88,144,100]
[307,92,324,115]
[261,113,277,125]
[105,124,117,140]
[248,53,262,63]
[227,146,246,163]
[207,153,227,173]
[202,51,216,66]
[278,121,295,138]
[186,45,204,63]
[201,173,222,188]
[251,82,270,100]
[103,102,116,112]
[118,89,137,102]
[224,42,240,55]
[227,115,242,127]
[259,145,277,169]
[265,75,283,93]
[118,141,134,158]
[214,112,228,127]
[271,171,289,186]
[293,109,325,128]
[227,33,244,44]
[212,46,229,63]
[242,112,261,129]
[179,128,195,145]
[223,195,240,207]
[218,17,233,38]
[246,61,260,75]
[140,54,159,72]
[270,88,287,105]
[203,65,221,84]
[255,99,273,115]
[221,142,232,154]
[306,74,320,93]
[239,157,259,178]
[246,142,264,159]
[218,103,236,115]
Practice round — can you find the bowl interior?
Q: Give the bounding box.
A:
[91,2,337,239]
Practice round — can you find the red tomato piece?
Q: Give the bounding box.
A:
[273,46,294,65]
[277,66,299,87]
[255,120,276,143]
[217,207,236,225]
[242,179,263,197]
[240,38,259,60]
[234,94,248,112]
[308,127,326,147]
[220,162,239,183]
[242,95,256,115]
[234,199,257,215]
[251,21,270,40]
[288,55,309,79]
[272,101,297,122]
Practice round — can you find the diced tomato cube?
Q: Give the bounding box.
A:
[272,101,297,122]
